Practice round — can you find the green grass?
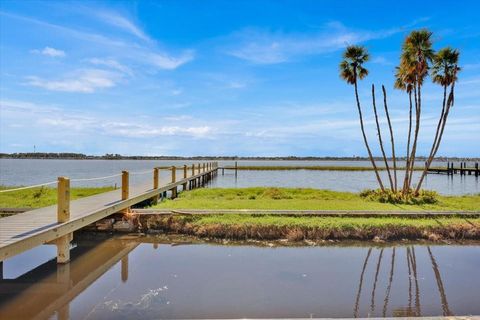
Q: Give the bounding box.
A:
[152,187,480,212]
[0,186,115,208]
[229,166,432,171]
[143,213,480,241]
[181,214,480,229]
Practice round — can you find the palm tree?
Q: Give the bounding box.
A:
[394,63,414,193]
[399,30,434,193]
[340,45,385,191]
[415,48,460,193]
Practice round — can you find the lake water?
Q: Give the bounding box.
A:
[0,235,479,319]
[0,159,478,195]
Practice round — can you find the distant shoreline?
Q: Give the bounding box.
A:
[1,153,478,161]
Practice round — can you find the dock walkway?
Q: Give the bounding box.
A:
[0,162,218,263]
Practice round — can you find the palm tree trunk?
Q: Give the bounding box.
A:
[355,81,385,191]
[372,84,394,191]
[370,248,384,314]
[354,248,373,318]
[382,248,396,317]
[415,82,455,193]
[414,84,447,193]
[402,91,413,194]
[382,85,397,192]
[407,83,421,191]
[427,247,452,316]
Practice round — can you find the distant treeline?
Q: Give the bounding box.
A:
[0,153,478,161]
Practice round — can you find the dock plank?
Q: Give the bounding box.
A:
[0,168,217,261]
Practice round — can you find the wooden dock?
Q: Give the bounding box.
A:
[0,162,218,264]
[427,161,479,176]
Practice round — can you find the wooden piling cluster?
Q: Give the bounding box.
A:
[427,162,479,177]
[37,162,219,265]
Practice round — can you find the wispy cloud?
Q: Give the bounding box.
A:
[1,99,213,139]
[1,10,193,70]
[31,46,66,57]
[95,10,151,42]
[86,58,133,76]
[148,50,195,70]
[25,69,121,93]
[227,20,423,64]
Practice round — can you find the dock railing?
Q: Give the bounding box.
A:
[0,162,218,264]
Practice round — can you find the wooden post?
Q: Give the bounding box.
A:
[57,177,70,223]
[154,167,159,189]
[122,171,129,200]
[152,167,160,204]
[203,163,206,173]
[183,165,188,190]
[197,163,201,174]
[171,166,177,198]
[57,177,71,264]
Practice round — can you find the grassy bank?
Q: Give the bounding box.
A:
[139,214,480,241]
[227,166,433,171]
[152,187,480,212]
[0,186,115,208]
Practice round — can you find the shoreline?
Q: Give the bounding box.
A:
[128,213,480,242]
[2,154,478,161]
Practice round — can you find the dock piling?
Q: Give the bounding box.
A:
[171,166,177,198]
[56,177,71,264]
[122,171,129,200]
[152,167,160,204]
[183,165,188,190]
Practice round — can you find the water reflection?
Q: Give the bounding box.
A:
[0,237,139,319]
[353,246,457,318]
[1,236,479,319]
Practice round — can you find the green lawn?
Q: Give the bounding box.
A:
[0,186,115,208]
[230,165,431,171]
[152,187,480,212]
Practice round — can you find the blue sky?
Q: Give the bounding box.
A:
[0,0,479,157]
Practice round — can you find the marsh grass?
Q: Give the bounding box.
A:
[153,187,480,212]
[140,214,480,241]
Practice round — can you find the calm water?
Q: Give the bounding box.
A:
[0,235,479,319]
[1,159,478,195]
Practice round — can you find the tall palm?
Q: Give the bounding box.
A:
[340,45,385,191]
[394,63,414,193]
[400,30,434,192]
[415,48,460,193]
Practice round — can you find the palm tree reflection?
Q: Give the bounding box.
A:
[353,245,451,318]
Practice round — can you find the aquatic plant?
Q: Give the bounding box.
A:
[359,189,438,205]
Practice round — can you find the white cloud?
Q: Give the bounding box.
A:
[104,123,212,138]
[31,46,65,57]
[227,21,419,64]
[95,10,151,42]
[25,69,121,93]
[148,50,195,70]
[1,99,213,139]
[4,11,193,70]
[87,58,133,76]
